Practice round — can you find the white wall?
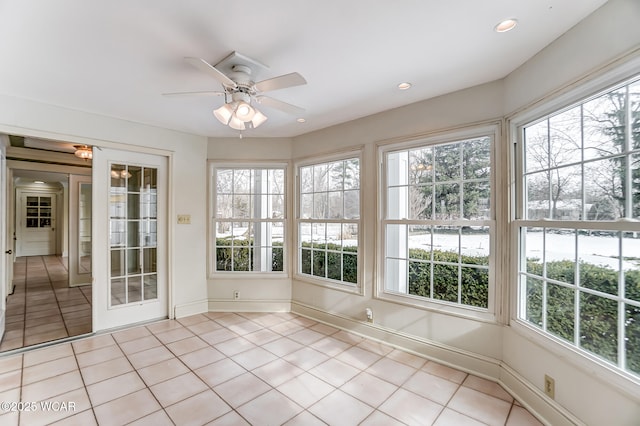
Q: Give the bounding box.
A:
[207,137,293,311]
[0,94,210,318]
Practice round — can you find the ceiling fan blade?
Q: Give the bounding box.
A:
[254,72,307,93]
[256,95,305,116]
[162,90,225,97]
[184,57,237,89]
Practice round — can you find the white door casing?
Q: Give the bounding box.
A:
[92,148,168,331]
[0,139,6,341]
[69,175,92,287]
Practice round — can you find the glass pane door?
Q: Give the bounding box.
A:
[109,164,158,306]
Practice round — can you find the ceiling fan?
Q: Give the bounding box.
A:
[164,51,307,131]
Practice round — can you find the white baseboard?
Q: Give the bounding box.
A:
[208,299,291,313]
[174,299,208,318]
[291,301,571,426]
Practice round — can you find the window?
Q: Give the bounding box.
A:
[297,156,360,286]
[212,165,285,273]
[517,75,640,377]
[381,134,493,311]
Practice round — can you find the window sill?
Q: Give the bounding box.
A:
[209,272,289,280]
[375,290,497,324]
[293,273,363,296]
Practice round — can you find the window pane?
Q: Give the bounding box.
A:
[128,276,142,303]
[463,137,491,180]
[312,250,326,278]
[409,185,432,219]
[585,158,624,220]
[326,223,342,251]
[433,226,459,263]
[314,164,328,192]
[344,159,360,190]
[547,283,574,342]
[461,226,489,266]
[327,251,342,281]
[408,225,431,261]
[387,186,408,220]
[216,169,233,193]
[435,183,460,219]
[233,194,250,218]
[269,169,284,194]
[328,161,344,191]
[341,224,358,253]
[313,192,328,219]
[578,231,619,295]
[234,169,251,193]
[549,106,582,168]
[301,249,311,275]
[328,191,343,218]
[217,193,232,219]
[461,267,488,308]
[524,120,548,173]
[386,224,407,259]
[583,90,624,161]
[409,261,430,298]
[435,143,460,181]
[433,263,458,302]
[550,165,582,220]
[523,227,543,276]
[385,258,407,293]
[233,247,251,271]
[580,292,618,363]
[300,166,313,193]
[111,250,125,277]
[300,223,312,247]
[409,148,433,185]
[525,276,543,327]
[144,275,158,300]
[545,228,575,284]
[388,151,408,186]
[463,181,490,219]
[344,190,359,219]
[526,171,550,219]
[111,278,126,306]
[300,194,313,219]
[343,254,357,284]
[271,194,284,219]
[312,223,326,248]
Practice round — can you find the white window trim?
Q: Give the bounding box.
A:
[294,149,364,295]
[208,161,289,279]
[376,124,501,322]
[508,54,640,392]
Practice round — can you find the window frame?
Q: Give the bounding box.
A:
[208,161,288,278]
[377,125,500,321]
[294,150,363,294]
[510,57,640,388]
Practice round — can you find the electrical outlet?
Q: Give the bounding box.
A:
[365,307,373,323]
[233,290,240,300]
[544,374,555,399]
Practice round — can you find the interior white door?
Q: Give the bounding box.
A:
[17,191,57,256]
[92,148,168,331]
[69,175,92,287]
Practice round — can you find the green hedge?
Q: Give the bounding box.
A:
[526,259,640,374]
[300,242,357,283]
[216,238,283,272]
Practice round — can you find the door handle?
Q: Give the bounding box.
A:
[5,250,12,255]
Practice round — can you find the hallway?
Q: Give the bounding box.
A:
[1,256,92,351]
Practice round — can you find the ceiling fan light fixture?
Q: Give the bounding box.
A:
[228,116,246,130]
[213,104,234,125]
[251,110,268,128]
[235,101,256,121]
[74,145,93,160]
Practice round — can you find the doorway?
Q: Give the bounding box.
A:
[1,145,93,351]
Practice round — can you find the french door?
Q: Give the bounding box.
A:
[92,148,168,331]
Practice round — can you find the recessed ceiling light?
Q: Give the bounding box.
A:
[495,18,518,33]
[34,181,45,184]
[397,82,412,90]
[297,118,306,123]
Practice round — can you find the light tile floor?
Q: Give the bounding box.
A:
[0,312,543,425]
[1,256,92,352]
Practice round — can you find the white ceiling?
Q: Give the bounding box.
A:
[0,0,607,139]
